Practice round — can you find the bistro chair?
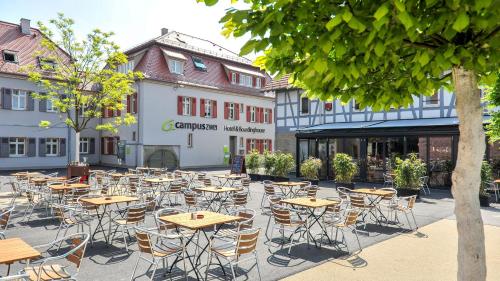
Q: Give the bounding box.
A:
[130,227,188,281]
[486,181,499,202]
[322,197,344,226]
[19,233,89,281]
[110,204,147,251]
[264,195,284,239]
[323,209,362,254]
[183,191,209,211]
[22,188,46,222]
[0,204,15,239]
[165,182,184,206]
[221,192,249,213]
[127,176,140,195]
[260,183,276,211]
[348,193,376,229]
[154,208,195,239]
[205,228,262,281]
[390,195,418,231]
[52,204,94,247]
[378,188,398,222]
[269,205,307,255]
[383,173,394,188]
[215,208,256,240]
[336,187,353,207]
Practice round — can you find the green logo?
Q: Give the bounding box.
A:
[161,119,175,132]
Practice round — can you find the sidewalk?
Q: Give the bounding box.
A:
[282,219,500,281]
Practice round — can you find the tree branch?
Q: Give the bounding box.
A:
[403,39,438,49]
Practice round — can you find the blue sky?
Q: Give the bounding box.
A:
[0,0,252,57]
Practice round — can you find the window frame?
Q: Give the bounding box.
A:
[264,109,270,123]
[45,138,59,157]
[182,97,192,116]
[46,99,56,112]
[228,103,235,120]
[263,140,269,151]
[38,57,57,71]
[204,99,212,118]
[353,100,361,111]
[80,137,90,154]
[9,137,26,157]
[231,73,237,84]
[168,59,184,75]
[192,57,207,71]
[250,139,256,150]
[187,133,193,148]
[255,78,261,88]
[239,74,253,87]
[300,97,309,115]
[12,90,27,111]
[425,91,440,107]
[3,51,18,63]
[250,106,256,123]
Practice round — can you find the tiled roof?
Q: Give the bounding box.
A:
[0,20,69,77]
[132,42,273,98]
[264,74,295,91]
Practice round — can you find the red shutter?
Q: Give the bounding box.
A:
[116,108,121,117]
[200,99,205,117]
[252,77,257,87]
[228,71,233,82]
[107,138,113,155]
[191,97,196,116]
[258,140,264,153]
[255,108,260,123]
[212,101,217,118]
[246,139,251,153]
[268,109,273,124]
[107,108,113,117]
[236,73,240,84]
[177,96,183,115]
[260,107,264,123]
[101,138,105,154]
[268,139,273,152]
[133,93,138,113]
[224,102,229,119]
[246,106,251,122]
[235,103,240,120]
[261,78,266,88]
[126,96,131,113]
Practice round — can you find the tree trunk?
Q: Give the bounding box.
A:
[75,131,80,163]
[451,67,487,281]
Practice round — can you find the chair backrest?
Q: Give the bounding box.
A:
[271,205,291,225]
[241,178,251,188]
[67,188,90,205]
[380,188,397,200]
[264,184,275,196]
[349,194,367,208]
[126,205,147,224]
[343,209,360,227]
[77,195,101,212]
[403,195,417,209]
[169,182,182,193]
[184,191,198,206]
[307,185,319,197]
[155,208,184,231]
[0,205,15,231]
[383,173,393,182]
[203,178,212,186]
[325,197,343,213]
[231,208,255,231]
[135,227,154,254]
[236,228,260,256]
[267,195,283,207]
[197,173,206,181]
[45,233,89,270]
[232,192,248,206]
[53,204,68,223]
[337,187,352,201]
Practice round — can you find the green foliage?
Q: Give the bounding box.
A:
[245,149,261,174]
[300,157,322,180]
[394,153,427,190]
[263,150,276,175]
[272,151,295,177]
[24,13,143,134]
[332,153,358,183]
[480,161,493,196]
[486,73,500,142]
[200,0,499,110]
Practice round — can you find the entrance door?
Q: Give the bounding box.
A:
[318,139,328,179]
[229,136,237,161]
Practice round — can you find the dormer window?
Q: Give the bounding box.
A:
[239,74,253,87]
[256,78,261,88]
[38,57,57,71]
[192,57,207,71]
[3,51,18,63]
[231,73,237,84]
[168,59,184,75]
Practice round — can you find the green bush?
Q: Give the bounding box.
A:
[263,150,276,175]
[300,157,322,180]
[394,153,427,190]
[273,151,295,177]
[480,161,492,196]
[245,149,261,174]
[332,153,358,183]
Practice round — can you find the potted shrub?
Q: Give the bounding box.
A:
[394,153,427,198]
[479,161,492,207]
[332,153,358,189]
[262,150,276,181]
[272,151,295,181]
[300,157,322,185]
[245,149,262,181]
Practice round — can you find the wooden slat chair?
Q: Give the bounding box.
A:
[322,197,344,225]
[336,187,353,207]
[348,193,374,229]
[383,173,394,188]
[127,176,140,195]
[183,191,209,211]
[390,195,418,231]
[205,228,262,281]
[0,204,15,239]
[52,204,94,247]
[215,208,256,240]
[264,195,284,239]
[323,209,362,254]
[420,176,431,195]
[22,188,45,222]
[378,188,398,222]
[76,194,101,218]
[164,181,183,206]
[110,204,147,251]
[130,227,187,281]
[154,208,195,239]
[20,233,89,281]
[222,192,249,213]
[203,178,212,187]
[260,183,276,210]
[269,205,306,254]
[64,188,89,206]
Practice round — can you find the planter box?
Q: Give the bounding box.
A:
[261,175,272,181]
[272,176,289,182]
[479,194,491,207]
[303,179,319,185]
[397,188,421,199]
[335,182,355,189]
[248,174,261,181]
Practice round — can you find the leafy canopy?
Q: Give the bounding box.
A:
[25,13,143,133]
[486,72,500,142]
[200,0,499,110]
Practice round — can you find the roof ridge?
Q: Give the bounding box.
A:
[0,19,40,33]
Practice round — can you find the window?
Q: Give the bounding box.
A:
[228,103,235,120]
[255,78,261,88]
[182,97,192,115]
[132,131,136,141]
[187,133,193,148]
[38,57,57,71]
[353,100,361,111]
[250,107,256,122]
[46,138,59,156]
[103,137,117,155]
[3,51,17,63]
[425,91,440,106]
[301,97,309,114]
[240,137,244,148]
[168,59,184,74]
[12,90,27,110]
[231,73,237,84]
[240,103,244,113]
[239,74,253,87]
[130,93,137,114]
[250,139,256,150]
[204,99,212,117]
[46,99,56,112]
[9,138,25,156]
[263,139,269,151]
[192,57,207,71]
[80,138,89,154]
[264,109,270,123]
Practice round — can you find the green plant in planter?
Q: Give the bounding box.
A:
[480,161,492,196]
[263,150,276,175]
[273,152,295,178]
[332,153,358,183]
[245,149,261,174]
[394,153,427,190]
[300,157,322,180]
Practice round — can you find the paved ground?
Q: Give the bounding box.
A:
[1,169,499,281]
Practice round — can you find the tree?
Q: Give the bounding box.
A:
[25,13,142,163]
[486,73,500,142]
[199,0,499,280]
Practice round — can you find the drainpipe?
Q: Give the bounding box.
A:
[135,82,141,167]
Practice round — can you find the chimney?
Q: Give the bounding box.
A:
[20,18,31,35]
[161,28,169,36]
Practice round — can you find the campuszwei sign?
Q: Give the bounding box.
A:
[161,119,265,134]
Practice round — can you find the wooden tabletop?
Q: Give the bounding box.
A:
[11,172,42,177]
[0,238,41,264]
[273,181,307,187]
[110,173,136,178]
[31,176,66,183]
[494,179,500,184]
[281,197,341,208]
[79,195,139,206]
[144,178,175,183]
[49,183,90,191]
[213,174,244,179]
[195,186,241,193]
[159,211,242,230]
[352,188,395,196]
